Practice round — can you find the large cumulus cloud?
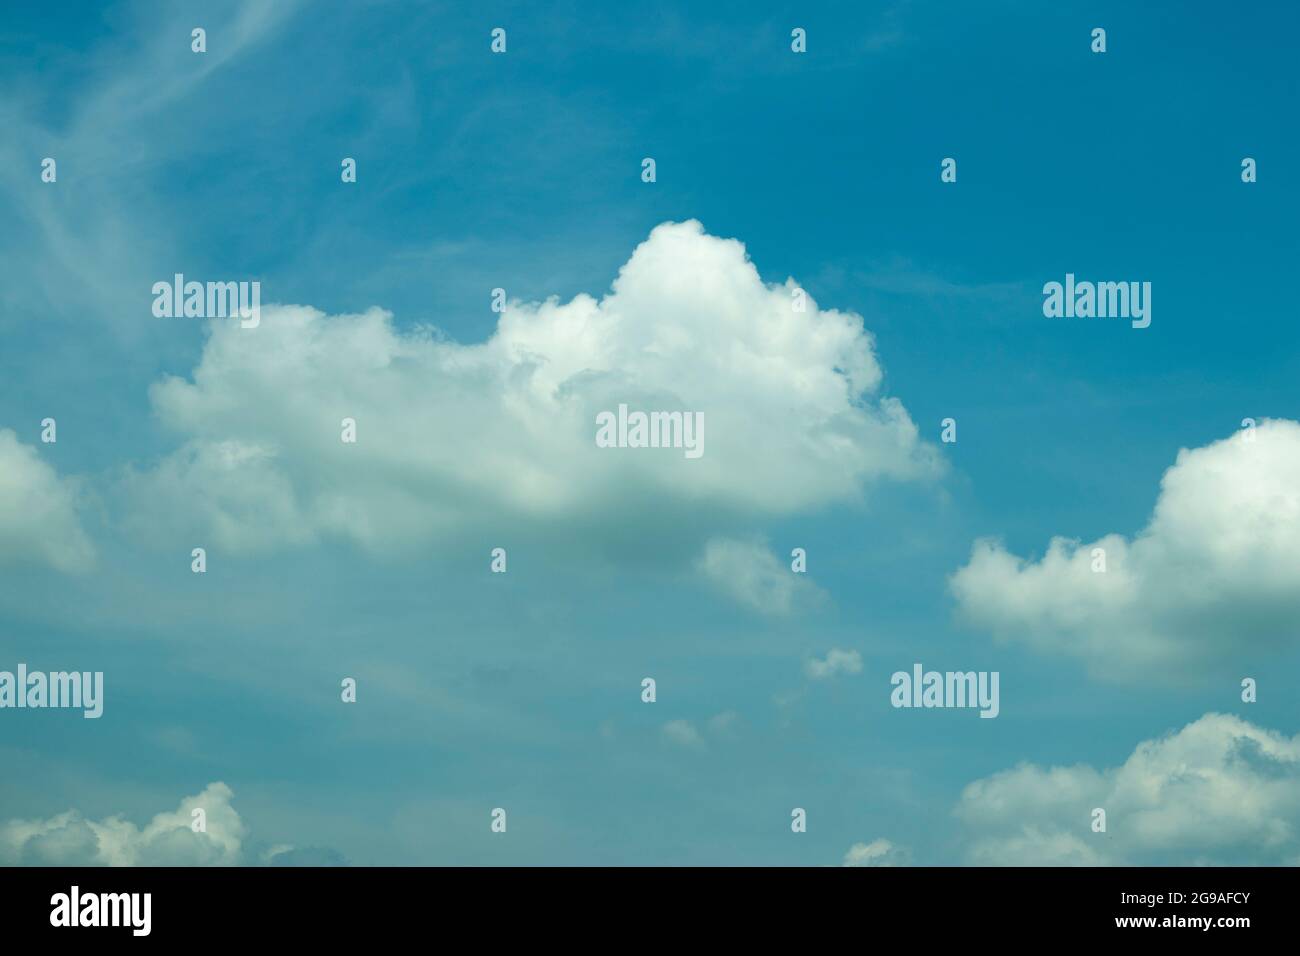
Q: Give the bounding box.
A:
[124,220,936,555]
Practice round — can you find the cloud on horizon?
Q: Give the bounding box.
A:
[956,713,1300,865]
[0,781,341,867]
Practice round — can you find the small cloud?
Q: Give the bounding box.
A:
[663,712,740,751]
[661,719,706,751]
[805,648,863,680]
[697,536,820,616]
[843,839,910,866]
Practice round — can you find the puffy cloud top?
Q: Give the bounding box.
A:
[950,419,1300,679]
[0,782,244,866]
[842,838,909,866]
[957,713,1300,865]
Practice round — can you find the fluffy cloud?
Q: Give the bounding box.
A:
[661,712,738,751]
[956,713,1300,865]
[806,647,863,679]
[0,782,244,866]
[0,429,94,572]
[950,419,1300,679]
[126,221,935,555]
[0,782,345,867]
[696,536,821,615]
[842,838,909,866]
[661,719,706,750]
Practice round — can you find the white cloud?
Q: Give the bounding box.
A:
[0,429,94,573]
[661,719,706,751]
[0,782,244,866]
[950,419,1300,680]
[956,713,1300,865]
[806,648,863,680]
[843,838,909,866]
[661,712,739,751]
[696,536,820,615]
[125,220,936,555]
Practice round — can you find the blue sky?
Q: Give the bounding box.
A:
[2,0,1299,866]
